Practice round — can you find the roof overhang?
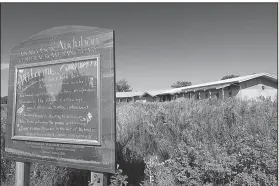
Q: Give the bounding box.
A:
[182,83,235,93]
[155,93,171,96]
[238,74,278,83]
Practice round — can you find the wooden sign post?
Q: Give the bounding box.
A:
[15,162,30,186]
[5,26,116,186]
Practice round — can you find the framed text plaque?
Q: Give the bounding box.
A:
[12,56,101,145]
[5,26,116,173]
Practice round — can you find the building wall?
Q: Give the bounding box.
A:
[159,95,171,102]
[178,78,277,101]
[116,95,155,103]
[222,85,240,98]
[142,95,154,102]
[116,98,127,103]
[154,96,160,102]
[177,87,238,100]
[199,89,221,99]
[133,96,141,102]
[236,78,277,100]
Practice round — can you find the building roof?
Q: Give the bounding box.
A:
[116,91,144,98]
[148,87,185,96]
[180,73,277,93]
[147,90,169,97]
[116,91,153,98]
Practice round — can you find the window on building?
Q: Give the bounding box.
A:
[229,91,232,97]
[216,92,219,99]
[167,95,171,101]
[205,92,209,98]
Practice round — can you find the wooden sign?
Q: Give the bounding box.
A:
[5,26,116,173]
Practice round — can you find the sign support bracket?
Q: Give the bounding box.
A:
[90,172,109,186]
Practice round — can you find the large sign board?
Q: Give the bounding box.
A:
[6,26,116,173]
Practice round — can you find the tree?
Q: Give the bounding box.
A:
[221,74,239,80]
[171,81,192,88]
[116,79,132,92]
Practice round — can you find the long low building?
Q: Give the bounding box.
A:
[116,73,278,103]
[116,91,154,103]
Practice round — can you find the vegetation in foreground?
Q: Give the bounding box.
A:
[1,97,278,186]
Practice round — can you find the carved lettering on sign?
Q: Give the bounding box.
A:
[19,37,99,63]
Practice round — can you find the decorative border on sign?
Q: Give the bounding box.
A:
[11,55,102,146]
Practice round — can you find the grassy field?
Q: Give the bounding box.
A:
[1,97,278,186]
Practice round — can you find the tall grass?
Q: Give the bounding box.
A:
[1,97,278,185]
[116,97,277,185]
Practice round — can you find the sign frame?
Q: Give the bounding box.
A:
[6,26,116,174]
[11,55,102,146]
